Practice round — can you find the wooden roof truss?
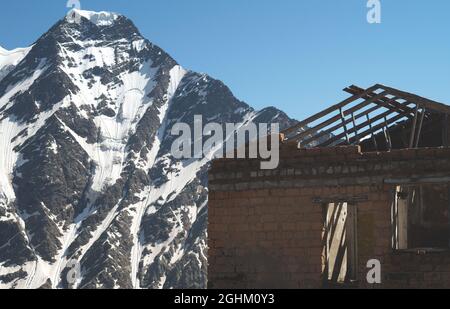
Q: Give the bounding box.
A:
[283,84,450,149]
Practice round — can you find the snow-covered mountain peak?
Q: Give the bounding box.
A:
[69,9,120,26]
[0,10,298,289]
[45,9,144,50]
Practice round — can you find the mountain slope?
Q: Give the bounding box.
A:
[0,10,298,289]
[0,46,31,82]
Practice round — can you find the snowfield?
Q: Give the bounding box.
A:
[0,9,295,289]
[0,45,31,82]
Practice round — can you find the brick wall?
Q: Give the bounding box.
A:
[208,145,450,289]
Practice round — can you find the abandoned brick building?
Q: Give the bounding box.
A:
[208,84,450,289]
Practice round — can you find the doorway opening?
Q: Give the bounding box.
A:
[323,202,358,287]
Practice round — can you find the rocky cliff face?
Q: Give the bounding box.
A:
[0,9,298,289]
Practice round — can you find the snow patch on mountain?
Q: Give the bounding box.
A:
[0,46,31,82]
[0,9,299,289]
[71,9,119,26]
[129,65,187,289]
[0,60,53,202]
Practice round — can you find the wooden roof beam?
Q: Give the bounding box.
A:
[287,91,389,143]
[282,84,382,136]
[318,103,411,147]
[338,113,411,146]
[345,85,416,116]
[300,97,413,147]
[377,84,450,115]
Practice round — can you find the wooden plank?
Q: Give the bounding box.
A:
[298,97,412,147]
[397,189,408,250]
[325,202,348,283]
[383,128,390,150]
[384,116,392,150]
[367,115,378,150]
[297,104,379,146]
[392,188,399,250]
[290,100,386,145]
[346,85,416,115]
[414,109,426,148]
[334,112,408,146]
[282,84,382,136]
[287,91,389,142]
[378,84,450,115]
[312,195,368,204]
[385,176,450,184]
[340,107,350,144]
[346,204,358,281]
[347,85,413,113]
[351,112,358,141]
[409,105,420,148]
[302,97,409,145]
[319,106,407,147]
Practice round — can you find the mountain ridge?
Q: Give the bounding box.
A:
[0,10,298,289]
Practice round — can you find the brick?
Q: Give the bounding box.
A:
[209,145,450,289]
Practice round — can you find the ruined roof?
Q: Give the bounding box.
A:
[283,84,450,149]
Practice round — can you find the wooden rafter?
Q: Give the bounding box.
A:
[288,91,390,143]
[344,85,416,116]
[310,100,412,147]
[282,85,381,137]
[283,84,450,150]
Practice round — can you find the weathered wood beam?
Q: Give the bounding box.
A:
[337,112,408,146]
[351,112,358,142]
[282,85,381,136]
[319,106,408,147]
[414,109,426,148]
[340,107,350,144]
[377,84,450,115]
[345,85,416,115]
[409,105,420,148]
[298,97,413,147]
[287,91,389,142]
[312,195,369,204]
[384,116,392,150]
[367,114,378,150]
[385,175,450,184]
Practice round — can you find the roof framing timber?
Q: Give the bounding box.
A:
[283,84,450,148]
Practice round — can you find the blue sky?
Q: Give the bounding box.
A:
[0,0,449,121]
